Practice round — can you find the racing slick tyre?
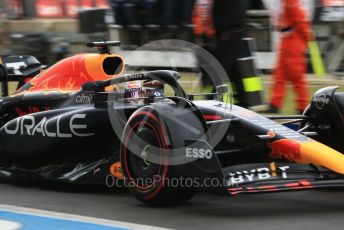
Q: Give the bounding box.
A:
[120,105,205,206]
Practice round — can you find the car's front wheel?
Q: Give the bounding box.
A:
[120,107,197,206]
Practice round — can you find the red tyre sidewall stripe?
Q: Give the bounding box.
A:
[121,110,169,200]
[123,122,163,190]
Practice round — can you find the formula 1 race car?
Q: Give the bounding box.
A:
[1,41,344,206]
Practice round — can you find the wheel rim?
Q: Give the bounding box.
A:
[141,145,152,170]
[124,122,167,191]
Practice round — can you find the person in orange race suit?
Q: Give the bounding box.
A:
[192,0,217,90]
[266,0,314,114]
[193,0,215,38]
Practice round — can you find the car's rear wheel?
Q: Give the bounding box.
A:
[120,108,196,206]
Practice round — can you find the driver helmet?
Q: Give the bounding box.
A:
[122,81,144,99]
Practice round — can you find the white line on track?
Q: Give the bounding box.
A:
[0,220,22,230]
[0,204,173,230]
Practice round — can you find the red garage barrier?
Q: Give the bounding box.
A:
[35,0,109,18]
[65,0,92,18]
[5,0,24,19]
[322,0,344,6]
[36,0,64,18]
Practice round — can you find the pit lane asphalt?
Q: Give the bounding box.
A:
[0,180,344,230]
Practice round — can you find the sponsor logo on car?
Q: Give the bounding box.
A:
[227,165,290,186]
[110,162,124,179]
[185,147,213,159]
[126,73,144,81]
[313,94,330,109]
[4,114,94,138]
[269,139,302,161]
[14,106,50,116]
[76,93,93,104]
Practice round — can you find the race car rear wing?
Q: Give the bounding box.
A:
[0,55,43,96]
